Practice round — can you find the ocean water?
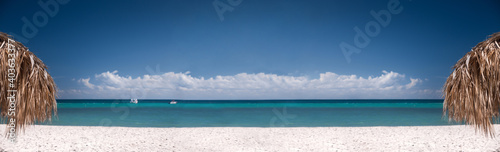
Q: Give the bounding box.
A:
[24,99,461,127]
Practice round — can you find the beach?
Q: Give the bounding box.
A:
[1,125,500,151]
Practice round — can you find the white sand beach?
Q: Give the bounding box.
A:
[1,125,500,151]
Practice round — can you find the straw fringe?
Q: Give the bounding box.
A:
[0,32,57,137]
[443,32,500,137]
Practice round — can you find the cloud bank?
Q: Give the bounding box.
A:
[62,70,440,99]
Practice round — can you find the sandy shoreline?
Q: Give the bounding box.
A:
[1,125,500,151]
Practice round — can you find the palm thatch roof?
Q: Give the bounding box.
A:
[0,32,57,137]
[443,32,500,137]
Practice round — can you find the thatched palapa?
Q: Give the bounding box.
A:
[0,32,57,139]
[443,32,500,137]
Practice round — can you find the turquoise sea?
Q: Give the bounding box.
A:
[30,99,460,127]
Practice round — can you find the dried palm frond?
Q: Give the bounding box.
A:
[0,32,57,138]
[443,32,500,137]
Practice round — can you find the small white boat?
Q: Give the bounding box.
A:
[170,100,177,104]
[130,98,138,104]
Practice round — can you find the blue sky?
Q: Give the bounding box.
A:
[0,0,499,99]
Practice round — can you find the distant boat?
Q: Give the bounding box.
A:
[130,98,138,104]
[170,100,177,104]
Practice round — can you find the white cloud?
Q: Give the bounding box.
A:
[77,78,95,89]
[62,70,438,99]
[405,78,422,89]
